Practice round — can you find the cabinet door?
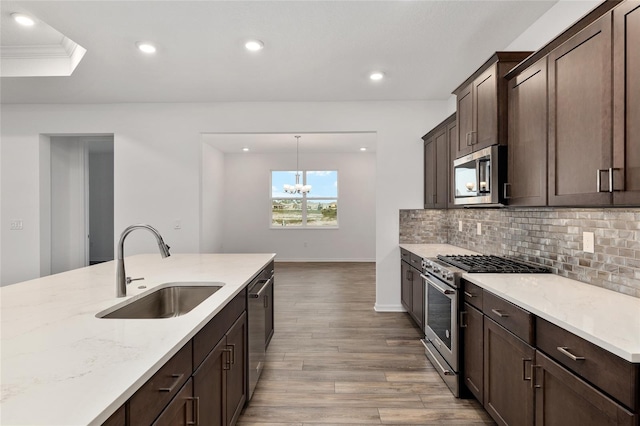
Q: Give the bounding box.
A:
[456,83,474,158]
[473,65,498,151]
[193,337,226,426]
[447,120,460,208]
[548,14,613,206]
[484,318,535,426]
[400,261,413,312]
[424,135,436,208]
[462,302,483,403]
[225,312,247,426]
[265,277,274,348]
[152,378,196,426]
[411,272,424,329]
[533,351,637,426]
[435,128,448,209]
[613,1,640,205]
[507,58,548,206]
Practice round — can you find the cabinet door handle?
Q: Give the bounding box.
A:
[186,397,200,425]
[264,294,269,308]
[463,291,475,298]
[596,168,614,193]
[469,131,477,145]
[222,348,232,370]
[159,373,184,393]
[557,346,585,361]
[503,182,511,199]
[466,132,472,146]
[531,364,543,389]
[491,308,509,318]
[228,343,236,365]
[459,311,467,328]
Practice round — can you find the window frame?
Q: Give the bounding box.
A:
[270,170,339,229]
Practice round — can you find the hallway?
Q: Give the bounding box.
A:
[238,262,493,425]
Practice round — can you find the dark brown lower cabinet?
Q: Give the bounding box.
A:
[400,260,413,312]
[152,379,197,426]
[533,351,637,426]
[225,313,247,426]
[462,302,483,403]
[411,274,424,330]
[265,276,274,348]
[484,317,535,426]
[193,338,226,426]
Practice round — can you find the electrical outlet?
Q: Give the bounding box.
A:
[583,231,595,253]
[477,222,482,235]
[458,220,463,232]
[10,220,23,230]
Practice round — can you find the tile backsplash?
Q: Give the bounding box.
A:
[399,208,640,298]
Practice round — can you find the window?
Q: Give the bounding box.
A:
[271,170,338,228]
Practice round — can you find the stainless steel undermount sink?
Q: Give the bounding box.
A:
[97,283,224,319]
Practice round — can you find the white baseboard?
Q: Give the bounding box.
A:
[374,303,406,312]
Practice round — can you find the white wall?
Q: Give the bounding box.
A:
[219,151,375,261]
[200,143,225,253]
[504,0,602,51]
[0,101,450,311]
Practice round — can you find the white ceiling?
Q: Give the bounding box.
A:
[0,0,559,104]
[202,132,377,154]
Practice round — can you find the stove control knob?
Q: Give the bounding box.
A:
[446,275,453,281]
[424,263,432,269]
[433,267,440,273]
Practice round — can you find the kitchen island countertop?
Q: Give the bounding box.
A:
[0,253,275,425]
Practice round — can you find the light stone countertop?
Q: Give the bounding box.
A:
[0,253,275,426]
[400,244,640,363]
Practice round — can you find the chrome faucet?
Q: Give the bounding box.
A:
[116,224,171,297]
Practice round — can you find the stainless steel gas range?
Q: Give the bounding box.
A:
[420,255,549,397]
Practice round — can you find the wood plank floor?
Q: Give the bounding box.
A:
[238,262,494,426]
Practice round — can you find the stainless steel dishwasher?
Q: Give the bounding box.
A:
[247,271,272,400]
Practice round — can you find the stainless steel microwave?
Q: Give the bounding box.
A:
[453,145,506,206]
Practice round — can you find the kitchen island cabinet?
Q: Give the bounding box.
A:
[0,253,275,426]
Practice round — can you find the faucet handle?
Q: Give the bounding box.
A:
[126,277,145,285]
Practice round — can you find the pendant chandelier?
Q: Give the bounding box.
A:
[283,135,312,194]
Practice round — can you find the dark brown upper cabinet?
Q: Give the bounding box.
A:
[613,1,640,205]
[505,58,548,206]
[453,52,532,159]
[423,113,455,209]
[548,14,613,206]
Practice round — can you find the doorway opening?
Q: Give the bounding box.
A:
[41,134,114,276]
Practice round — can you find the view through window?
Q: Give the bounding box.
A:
[271,171,338,227]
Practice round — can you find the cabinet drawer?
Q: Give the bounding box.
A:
[463,280,483,310]
[129,342,193,426]
[482,291,534,345]
[400,248,411,263]
[536,317,640,411]
[193,289,246,369]
[409,253,422,269]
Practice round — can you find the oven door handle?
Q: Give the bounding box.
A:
[420,339,454,376]
[421,274,455,295]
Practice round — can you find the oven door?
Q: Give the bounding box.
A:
[422,273,458,371]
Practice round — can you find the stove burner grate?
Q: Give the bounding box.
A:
[436,255,550,273]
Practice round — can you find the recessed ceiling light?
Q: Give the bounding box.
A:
[245,40,264,52]
[360,147,367,151]
[369,72,385,81]
[242,147,250,152]
[12,13,35,26]
[136,42,156,54]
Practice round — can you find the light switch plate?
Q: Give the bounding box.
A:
[10,220,23,230]
[477,222,482,236]
[583,231,595,253]
[459,220,463,232]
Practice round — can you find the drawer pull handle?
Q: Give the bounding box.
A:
[522,358,532,381]
[464,291,475,298]
[557,346,585,361]
[491,309,509,318]
[159,373,184,393]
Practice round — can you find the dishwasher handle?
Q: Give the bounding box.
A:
[249,278,271,299]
